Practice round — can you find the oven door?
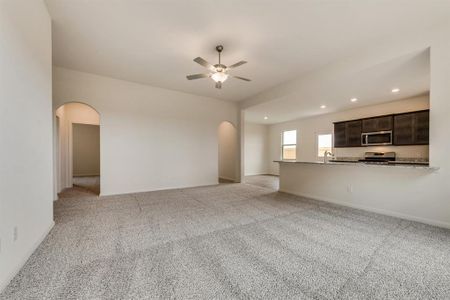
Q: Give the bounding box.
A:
[361,131,393,146]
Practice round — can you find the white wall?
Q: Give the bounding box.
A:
[244,122,270,175]
[269,95,429,175]
[53,67,239,196]
[55,103,100,193]
[0,0,53,291]
[252,22,450,228]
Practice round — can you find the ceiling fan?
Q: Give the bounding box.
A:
[186,45,251,89]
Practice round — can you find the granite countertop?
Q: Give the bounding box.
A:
[274,160,439,170]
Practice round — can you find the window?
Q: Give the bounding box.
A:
[282,130,297,160]
[317,133,332,157]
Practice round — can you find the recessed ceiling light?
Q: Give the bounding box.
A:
[391,88,400,93]
[320,105,326,109]
[351,98,358,102]
[264,116,268,120]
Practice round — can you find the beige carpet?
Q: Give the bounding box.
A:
[245,174,279,190]
[2,182,450,299]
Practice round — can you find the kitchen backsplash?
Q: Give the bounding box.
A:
[333,145,429,160]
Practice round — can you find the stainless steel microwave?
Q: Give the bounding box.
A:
[361,131,393,146]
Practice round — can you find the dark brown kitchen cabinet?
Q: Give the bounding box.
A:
[334,120,362,147]
[334,122,347,147]
[414,110,429,144]
[346,120,362,146]
[362,116,393,133]
[393,110,429,145]
[393,114,414,145]
[334,109,429,147]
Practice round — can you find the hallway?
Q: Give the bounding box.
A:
[245,175,279,190]
[58,176,100,198]
[73,176,100,195]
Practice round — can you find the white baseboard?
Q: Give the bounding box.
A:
[73,173,100,177]
[244,173,278,176]
[218,176,236,182]
[279,188,450,229]
[0,220,55,293]
[244,172,266,176]
[99,181,221,197]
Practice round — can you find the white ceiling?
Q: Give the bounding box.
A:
[244,49,430,124]
[45,0,450,102]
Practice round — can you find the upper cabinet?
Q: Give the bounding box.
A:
[334,122,347,147]
[414,110,430,144]
[334,109,429,148]
[393,114,414,145]
[393,110,429,145]
[362,115,393,133]
[346,120,362,146]
[334,120,362,147]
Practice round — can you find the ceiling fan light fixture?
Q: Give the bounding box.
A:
[211,71,229,83]
[187,45,250,89]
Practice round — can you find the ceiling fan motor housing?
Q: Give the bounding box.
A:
[214,64,226,71]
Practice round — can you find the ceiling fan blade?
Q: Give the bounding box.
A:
[186,73,210,80]
[215,81,222,89]
[232,75,251,82]
[193,57,216,72]
[227,61,247,69]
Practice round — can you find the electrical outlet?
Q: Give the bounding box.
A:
[13,226,18,242]
[347,184,353,193]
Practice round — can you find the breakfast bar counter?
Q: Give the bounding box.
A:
[274,159,442,229]
[274,160,439,170]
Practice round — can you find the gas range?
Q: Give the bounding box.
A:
[358,152,396,164]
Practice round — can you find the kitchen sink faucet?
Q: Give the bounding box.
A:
[323,150,334,163]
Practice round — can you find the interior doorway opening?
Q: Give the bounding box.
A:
[218,121,238,183]
[241,110,279,190]
[55,102,100,197]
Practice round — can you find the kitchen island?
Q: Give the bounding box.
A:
[275,159,443,228]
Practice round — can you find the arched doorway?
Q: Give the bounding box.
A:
[55,102,100,196]
[218,121,238,183]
